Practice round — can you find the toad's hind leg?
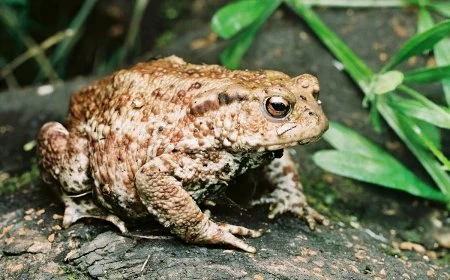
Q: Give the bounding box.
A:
[135,157,262,253]
[37,122,91,194]
[38,122,128,233]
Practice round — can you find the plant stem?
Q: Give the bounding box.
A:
[285,0,373,91]
[0,5,61,84]
[1,30,73,78]
[117,0,150,67]
[51,0,98,71]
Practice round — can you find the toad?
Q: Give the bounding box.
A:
[37,56,328,253]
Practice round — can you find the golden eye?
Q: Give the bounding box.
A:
[264,96,291,118]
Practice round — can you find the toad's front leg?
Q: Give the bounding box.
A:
[253,150,329,230]
[135,157,262,253]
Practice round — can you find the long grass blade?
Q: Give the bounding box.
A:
[285,0,373,90]
[388,93,450,129]
[211,0,268,39]
[313,151,446,202]
[51,0,98,73]
[404,65,450,83]
[383,19,450,72]
[220,0,281,69]
[116,0,149,67]
[417,8,450,106]
[429,2,450,18]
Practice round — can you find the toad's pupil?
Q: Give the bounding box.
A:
[271,101,288,111]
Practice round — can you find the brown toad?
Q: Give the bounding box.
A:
[37,56,328,253]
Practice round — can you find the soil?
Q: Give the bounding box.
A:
[1,3,449,279]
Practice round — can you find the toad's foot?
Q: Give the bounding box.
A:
[252,189,328,230]
[62,193,128,234]
[259,150,329,230]
[193,219,263,253]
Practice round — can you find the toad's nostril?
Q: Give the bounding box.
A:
[312,86,320,100]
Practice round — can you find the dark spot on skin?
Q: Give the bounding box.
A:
[223,163,231,174]
[236,95,246,102]
[309,111,315,116]
[158,126,164,132]
[152,88,162,97]
[300,95,307,101]
[217,92,247,105]
[190,100,220,115]
[273,149,284,159]
[218,92,232,105]
[188,82,202,90]
[115,105,121,111]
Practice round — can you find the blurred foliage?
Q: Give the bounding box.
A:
[213,0,450,206]
[0,0,189,89]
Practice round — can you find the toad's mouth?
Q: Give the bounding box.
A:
[257,134,324,152]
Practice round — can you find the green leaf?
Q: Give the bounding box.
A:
[429,2,450,18]
[383,19,450,71]
[370,70,404,94]
[323,122,390,159]
[415,119,441,149]
[211,0,268,39]
[220,0,281,69]
[378,97,450,195]
[388,93,450,129]
[397,84,450,129]
[417,8,450,106]
[417,7,434,33]
[435,38,450,106]
[404,65,450,83]
[220,27,257,70]
[412,125,450,171]
[313,150,446,202]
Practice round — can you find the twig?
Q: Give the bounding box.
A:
[0,5,62,84]
[1,29,73,79]
[140,255,151,273]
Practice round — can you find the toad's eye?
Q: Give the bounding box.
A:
[264,96,291,119]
